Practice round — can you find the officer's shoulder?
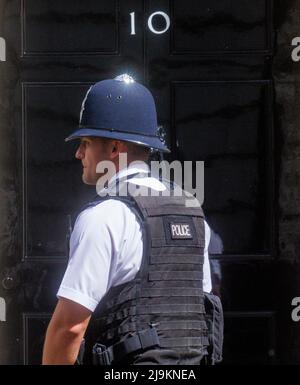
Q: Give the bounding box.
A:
[76,198,133,225]
[127,175,166,192]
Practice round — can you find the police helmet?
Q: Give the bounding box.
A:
[65,74,170,153]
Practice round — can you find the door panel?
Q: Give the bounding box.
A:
[171,0,272,54]
[22,0,119,55]
[173,80,273,255]
[23,82,94,259]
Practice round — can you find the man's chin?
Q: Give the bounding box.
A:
[82,175,96,185]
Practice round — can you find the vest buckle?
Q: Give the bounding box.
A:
[92,343,112,365]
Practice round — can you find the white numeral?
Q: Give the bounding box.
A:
[130,12,136,35]
[148,11,170,35]
[130,11,170,36]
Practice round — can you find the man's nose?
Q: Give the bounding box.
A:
[75,143,84,159]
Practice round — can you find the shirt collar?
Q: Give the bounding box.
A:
[98,161,150,195]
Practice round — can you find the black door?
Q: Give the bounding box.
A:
[0,0,277,364]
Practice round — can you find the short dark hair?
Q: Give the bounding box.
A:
[125,142,151,161]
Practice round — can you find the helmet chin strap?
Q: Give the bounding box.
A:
[158,151,164,162]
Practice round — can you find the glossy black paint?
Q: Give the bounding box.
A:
[0,0,278,364]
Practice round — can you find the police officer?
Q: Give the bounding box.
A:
[42,74,222,365]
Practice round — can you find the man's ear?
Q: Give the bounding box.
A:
[110,140,121,159]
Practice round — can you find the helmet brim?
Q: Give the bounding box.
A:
[65,128,170,153]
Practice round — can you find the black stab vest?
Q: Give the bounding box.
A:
[83,180,209,365]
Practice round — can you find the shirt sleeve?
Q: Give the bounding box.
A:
[203,221,212,293]
[57,205,116,312]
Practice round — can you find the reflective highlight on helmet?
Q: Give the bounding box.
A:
[114,74,135,84]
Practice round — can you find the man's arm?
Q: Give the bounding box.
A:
[42,298,92,365]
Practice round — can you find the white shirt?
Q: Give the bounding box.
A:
[57,162,212,311]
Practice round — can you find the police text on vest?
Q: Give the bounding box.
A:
[170,223,193,239]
